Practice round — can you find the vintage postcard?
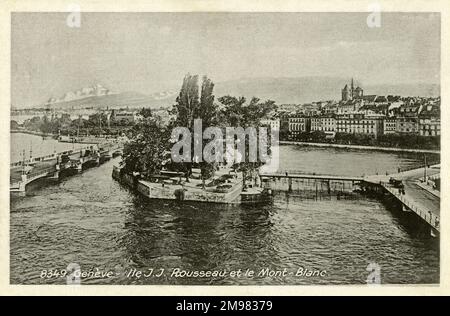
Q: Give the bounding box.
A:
[1,0,449,296]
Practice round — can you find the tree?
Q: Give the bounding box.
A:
[121,118,171,179]
[170,74,219,181]
[218,95,277,185]
[219,96,276,128]
[139,107,153,119]
[196,76,217,126]
[171,74,200,130]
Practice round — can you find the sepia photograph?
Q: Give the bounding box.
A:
[8,10,441,287]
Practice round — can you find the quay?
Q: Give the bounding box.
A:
[280,141,441,155]
[10,129,55,138]
[112,166,271,204]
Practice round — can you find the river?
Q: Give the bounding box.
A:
[10,134,439,285]
[10,133,88,163]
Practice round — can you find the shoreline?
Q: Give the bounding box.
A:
[11,130,114,145]
[12,130,439,155]
[11,129,55,138]
[280,141,440,154]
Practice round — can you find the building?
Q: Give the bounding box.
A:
[362,95,377,105]
[418,104,440,136]
[337,99,363,114]
[336,114,383,138]
[289,116,311,136]
[396,115,419,134]
[279,104,300,113]
[398,101,422,116]
[341,78,363,101]
[383,118,397,134]
[419,117,440,136]
[374,95,388,104]
[322,102,339,115]
[311,116,336,132]
[279,114,290,131]
[261,118,280,131]
[112,111,138,123]
[310,117,321,132]
[303,103,322,116]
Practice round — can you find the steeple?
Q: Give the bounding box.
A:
[342,78,363,101]
[351,78,354,98]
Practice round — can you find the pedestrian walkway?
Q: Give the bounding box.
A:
[416,181,440,198]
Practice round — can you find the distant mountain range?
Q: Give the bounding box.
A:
[28,77,440,110]
[47,84,111,104]
[41,89,177,111]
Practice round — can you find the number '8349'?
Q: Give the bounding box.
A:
[40,269,68,279]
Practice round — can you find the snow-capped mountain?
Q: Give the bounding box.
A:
[47,84,111,104]
[150,90,177,100]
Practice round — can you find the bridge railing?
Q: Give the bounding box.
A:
[427,174,440,181]
[10,145,98,167]
[271,169,339,177]
[26,166,57,178]
[381,183,440,231]
[397,159,440,174]
[261,170,364,181]
[10,181,21,188]
[9,142,120,168]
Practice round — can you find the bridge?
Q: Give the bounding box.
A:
[10,145,93,168]
[260,164,441,236]
[364,164,440,234]
[10,165,59,193]
[260,172,363,182]
[10,142,121,194]
[260,170,364,195]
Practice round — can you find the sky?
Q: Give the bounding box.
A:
[12,12,440,107]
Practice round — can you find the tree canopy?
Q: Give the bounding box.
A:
[121,118,171,178]
[122,73,277,182]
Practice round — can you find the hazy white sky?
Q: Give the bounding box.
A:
[12,12,440,107]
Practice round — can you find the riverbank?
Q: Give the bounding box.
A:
[11,129,55,138]
[112,165,273,204]
[11,129,121,145]
[280,141,440,154]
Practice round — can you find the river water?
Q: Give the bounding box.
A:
[10,134,439,285]
[11,133,87,163]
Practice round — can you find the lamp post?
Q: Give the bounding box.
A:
[424,155,427,182]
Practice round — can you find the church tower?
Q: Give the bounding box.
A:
[351,78,354,99]
[342,78,364,101]
[342,84,351,101]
